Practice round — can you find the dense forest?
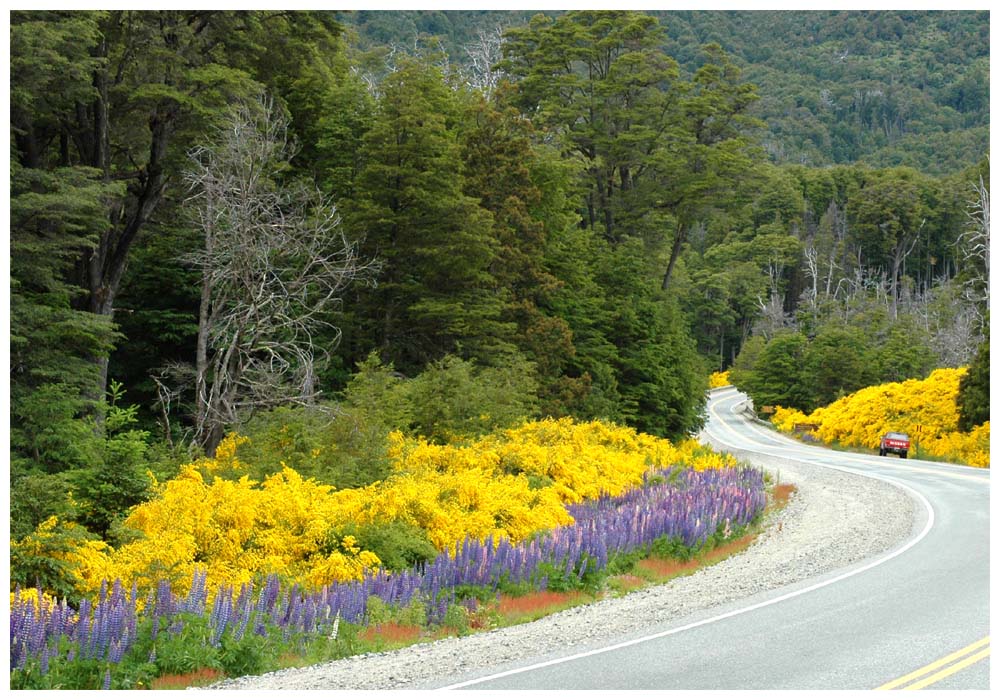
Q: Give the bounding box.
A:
[342,9,990,174]
[8,10,990,559]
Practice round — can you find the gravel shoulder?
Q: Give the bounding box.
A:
[207,426,919,691]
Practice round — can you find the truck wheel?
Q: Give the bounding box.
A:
[901,451,907,459]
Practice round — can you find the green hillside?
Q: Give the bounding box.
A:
[341,9,988,174]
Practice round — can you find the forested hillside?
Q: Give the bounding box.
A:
[9,9,990,561]
[341,9,989,174]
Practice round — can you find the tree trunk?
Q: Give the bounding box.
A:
[195,252,214,450]
[661,221,686,291]
[80,100,175,407]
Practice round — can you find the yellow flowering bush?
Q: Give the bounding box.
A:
[771,406,810,432]
[328,434,573,552]
[770,368,989,467]
[58,458,384,600]
[709,370,731,388]
[917,421,990,468]
[30,417,740,601]
[9,586,62,613]
[10,516,115,600]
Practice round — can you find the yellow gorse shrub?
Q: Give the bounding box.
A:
[328,432,573,552]
[36,418,737,601]
[709,370,731,388]
[770,368,989,467]
[771,406,810,433]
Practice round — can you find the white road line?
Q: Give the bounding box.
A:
[441,394,939,690]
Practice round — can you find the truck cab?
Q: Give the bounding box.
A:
[879,432,910,459]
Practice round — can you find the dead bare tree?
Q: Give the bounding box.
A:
[887,218,924,320]
[958,172,990,325]
[182,95,375,455]
[464,25,506,95]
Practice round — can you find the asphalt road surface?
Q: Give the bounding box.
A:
[439,387,990,690]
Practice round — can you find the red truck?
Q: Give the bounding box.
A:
[879,432,910,458]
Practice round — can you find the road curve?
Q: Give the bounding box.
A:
[443,387,990,690]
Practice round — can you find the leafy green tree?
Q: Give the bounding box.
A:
[12,11,268,405]
[751,164,806,230]
[10,520,100,601]
[875,320,937,384]
[500,11,680,244]
[460,90,580,409]
[740,332,810,410]
[957,333,989,431]
[686,269,737,370]
[596,239,708,437]
[406,355,540,443]
[849,167,933,319]
[348,56,511,373]
[729,335,765,393]
[311,57,377,202]
[803,326,875,409]
[68,382,152,542]
[649,43,761,290]
[10,162,120,475]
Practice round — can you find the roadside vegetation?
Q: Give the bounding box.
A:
[768,368,989,467]
[11,415,792,690]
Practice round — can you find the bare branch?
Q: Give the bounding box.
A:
[957,171,990,312]
[180,93,377,454]
[463,25,506,95]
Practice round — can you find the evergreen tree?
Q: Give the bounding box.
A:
[9,161,119,475]
[460,91,582,407]
[348,57,511,374]
[738,332,811,411]
[500,10,681,244]
[957,333,990,431]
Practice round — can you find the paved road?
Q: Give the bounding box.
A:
[440,387,990,690]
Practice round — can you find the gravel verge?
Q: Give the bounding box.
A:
[207,423,919,690]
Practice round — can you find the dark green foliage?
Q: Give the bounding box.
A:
[735,332,811,411]
[803,326,877,408]
[236,403,395,490]
[237,352,540,486]
[326,520,439,572]
[9,162,121,473]
[957,335,990,431]
[9,473,79,542]
[108,213,201,433]
[10,383,149,556]
[9,519,98,601]
[597,241,709,436]
[68,383,153,542]
[406,355,540,442]
[347,56,511,373]
[875,321,938,384]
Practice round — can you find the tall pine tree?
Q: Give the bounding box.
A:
[347,57,512,374]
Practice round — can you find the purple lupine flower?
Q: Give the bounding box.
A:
[108,639,126,665]
[9,462,764,685]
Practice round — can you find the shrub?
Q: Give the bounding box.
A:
[325,520,439,572]
[770,368,989,467]
[708,370,731,388]
[405,354,540,443]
